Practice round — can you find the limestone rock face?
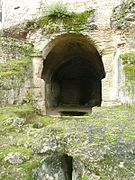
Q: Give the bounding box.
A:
[111,0,135,29]
[111,0,135,103]
[0,0,135,112]
[2,0,122,28]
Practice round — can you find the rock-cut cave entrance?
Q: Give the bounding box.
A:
[42,34,105,115]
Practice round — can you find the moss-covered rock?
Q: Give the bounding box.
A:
[120,52,135,97]
[21,9,96,34]
[0,104,135,179]
[0,36,37,105]
[1,8,96,38]
[111,0,135,28]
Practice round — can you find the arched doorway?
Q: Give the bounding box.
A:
[42,34,105,114]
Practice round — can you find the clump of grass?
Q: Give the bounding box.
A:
[45,2,71,18]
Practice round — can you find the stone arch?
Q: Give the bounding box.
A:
[41,34,105,114]
[42,33,102,59]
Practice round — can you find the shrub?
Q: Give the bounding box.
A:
[120,52,135,65]
[45,2,71,18]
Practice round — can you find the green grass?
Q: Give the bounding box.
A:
[0,104,34,120]
[0,104,56,126]
[44,2,71,18]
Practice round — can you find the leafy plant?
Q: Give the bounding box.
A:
[120,52,135,79]
[120,52,135,65]
[45,2,71,18]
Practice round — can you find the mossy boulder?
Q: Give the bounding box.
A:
[1,104,135,179]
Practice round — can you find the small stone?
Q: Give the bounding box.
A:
[4,152,26,165]
[119,162,124,168]
[33,122,44,129]
[91,173,100,180]
[12,117,26,126]
[8,136,15,145]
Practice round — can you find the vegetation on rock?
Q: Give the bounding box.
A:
[33,7,95,33]
[111,0,134,28]
[115,0,134,20]
[0,36,41,105]
[45,2,71,18]
[120,52,135,95]
[2,3,95,36]
[35,2,96,32]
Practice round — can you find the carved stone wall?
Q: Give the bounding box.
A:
[1,0,135,114]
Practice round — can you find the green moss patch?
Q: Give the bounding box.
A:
[120,52,135,94]
[19,160,41,180]
[0,37,34,83]
[26,2,95,33]
[0,37,34,57]
[0,104,56,128]
[62,10,95,32]
[0,59,31,77]
[29,9,95,33]
[0,58,31,101]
